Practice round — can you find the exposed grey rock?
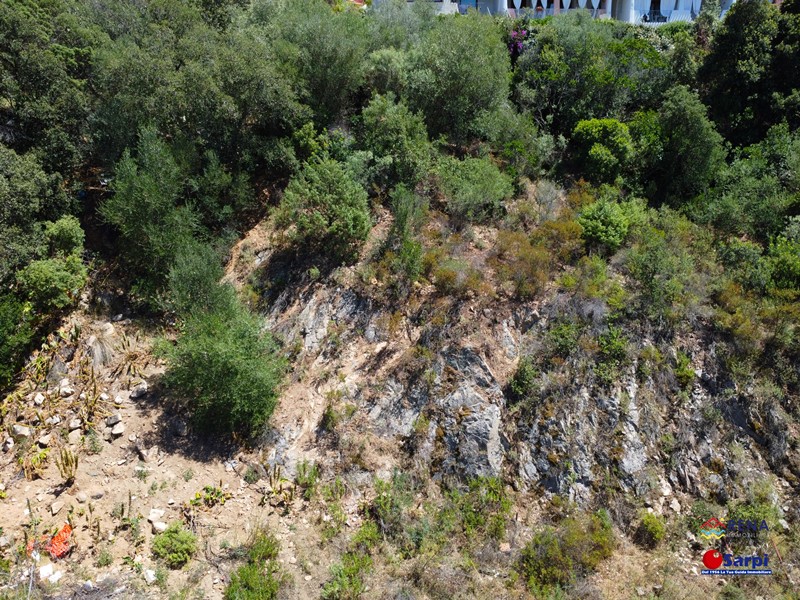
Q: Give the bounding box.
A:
[111,422,125,437]
[45,415,61,426]
[151,522,167,534]
[68,429,82,445]
[129,381,148,399]
[147,508,165,523]
[51,500,65,516]
[439,383,503,477]
[2,438,13,452]
[106,413,122,426]
[34,393,45,405]
[69,418,82,430]
[144,570,156,585]
[38,434,52,447]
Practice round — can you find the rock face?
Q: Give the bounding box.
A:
[257,270,796,516]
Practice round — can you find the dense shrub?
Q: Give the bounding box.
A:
[635,512,666,548]
[44,216,85,256]
[387,185,427,282]
[0,144,67,282]
[494,230,551,299]
[277,158,371,264]
[407,13,510,141]
[474,108,554,179]
[167,241,233,316]
[152,522,197,568]
[225,530,286,600]
[358,94,430,191]
[162,303,285,436]
[436,156,513,226]
[578,200,629,253]
[519,509,615,591]
[572,118,633,183]
[0,294,35,389]
[16,255,87,312]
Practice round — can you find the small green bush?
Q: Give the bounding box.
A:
[322,551,372,600]
[519,509,615,591]
[0,294,35,389]
[436,156,513,226]
[16,254,87,312]
[635,512,666,548]
[44,215,85,256]
[152,523,197,568]
[769,236,800,290]
[508,357,539,404]
[276,158,371,265]
[295,460,320,500]
[225,531,286,600]
[494,230,552,299]
[578,200,629,253]
[162,304,285,436]
[474,108,554,179]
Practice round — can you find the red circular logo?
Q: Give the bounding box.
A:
[703,549,724,569]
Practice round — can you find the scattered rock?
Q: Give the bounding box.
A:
[778,519,790,532]
[60,385,74,398]
[0,536,10,549]
[69,418,82,430]
[3,438,14,452]
[111,422,125,437]
[51,501,65,516]
[49,570,63,584]
[669,498,681,513]
[144,569,156,585]
[130,381,148,399]
[76,492,88,503]
[38,434,52,447]
[45,415,61,426]
[106,413,122,427]
[83,581,94,592]
[147,508,165,523]
[40,564,54,580]
[89,489,105,500]
[68,429,82,445]
[34,393,45,405]
[12,424,31,438]
[152,522,168,534]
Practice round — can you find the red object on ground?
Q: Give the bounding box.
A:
[44,523,72,559]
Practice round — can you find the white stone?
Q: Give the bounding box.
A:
[39,564,54,580]
[68,429,82,445]
[12,424,31,438]
[48,570,63,584]
[69,418,82,430]
[152,521,168,534]
[51,501,65,516]
[669,498,681,513]
[2,437,13,452]
[60,386,74,398]
[83,581,94,591]
[111,423,125,437]
[34,393,45,405]
[45,415,61,426]
[76,492,88,504]
[144,570,156,585]
[147,508,165,523]
[38,434,52,447]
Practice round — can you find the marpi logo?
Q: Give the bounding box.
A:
[699,517,726,541]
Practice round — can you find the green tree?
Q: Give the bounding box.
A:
[700,0,779,146]
[572,118,633,184]
[654,86,725,204]
[277,158,371,264]
[16,254,86,312]
[100,128,198,296]
[407,13,510,141]
[0,145,67,282]
[358,94,431,191]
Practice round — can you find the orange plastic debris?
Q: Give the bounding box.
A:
[44,523,72,559]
